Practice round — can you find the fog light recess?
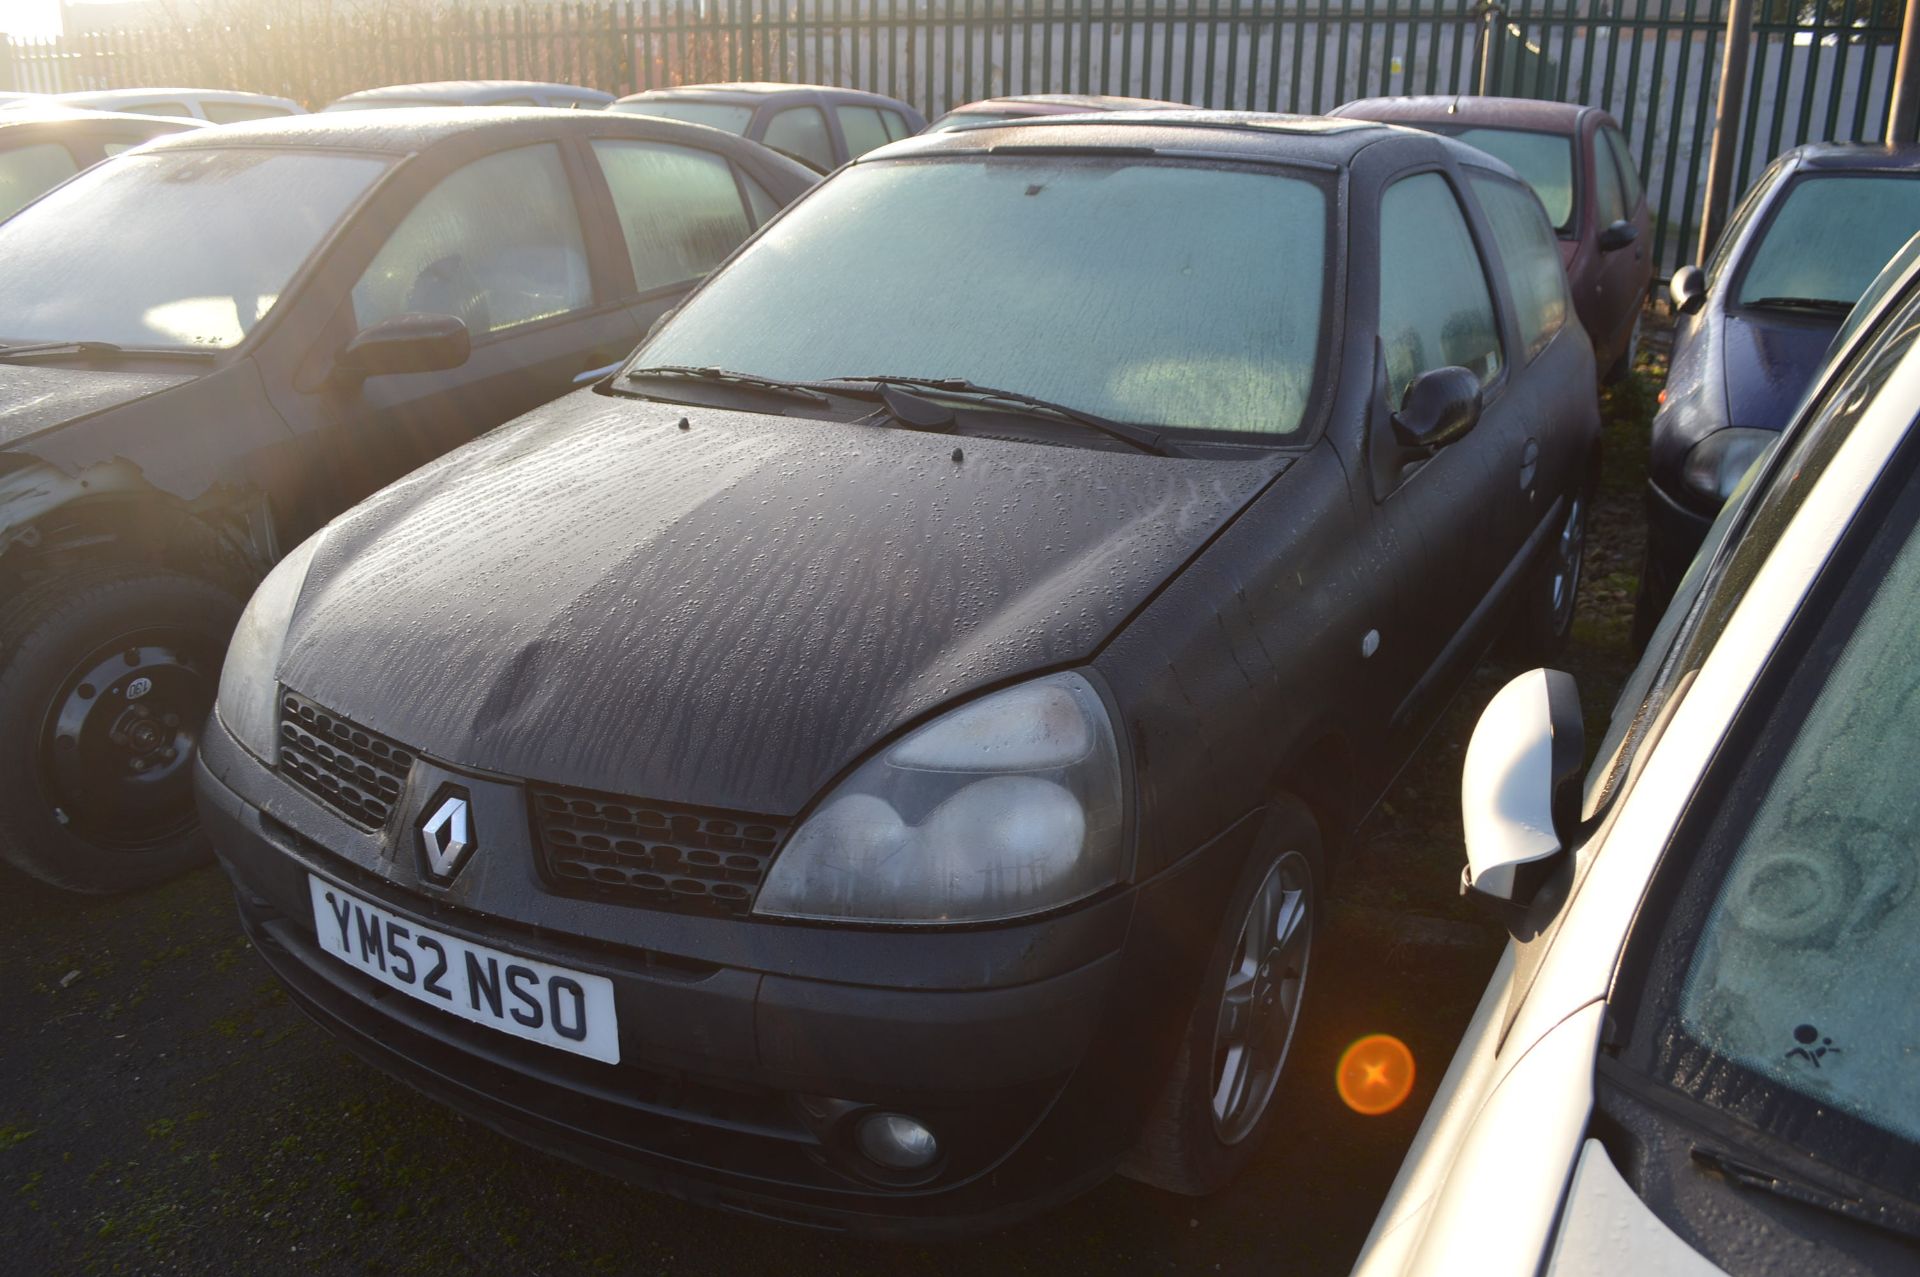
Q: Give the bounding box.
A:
[854,1112,939,1171]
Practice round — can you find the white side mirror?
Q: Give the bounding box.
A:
[1461,669,1584,910]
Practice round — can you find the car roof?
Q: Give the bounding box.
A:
[0,105,206,130]
[45,87,301,109]
[947,93,1198,114]
[1775,139,1920,173]
[617,81,909,108]
[873,110,1396,165]
[134,106,777,155]
[328,80,614,106]
[1331,94,1594,135]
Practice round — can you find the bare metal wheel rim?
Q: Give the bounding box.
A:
[1549,493,1586,630]
[1211,849,1313,1144]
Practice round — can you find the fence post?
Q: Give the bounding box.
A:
[1892,0,1920,141]
[1475,0,1503,95]
[1697,0,1752,260]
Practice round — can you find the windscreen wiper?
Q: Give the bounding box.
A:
[1743,296,1855,315]
[1692,1143,1920,1244]
[832,375,1173,456]
[624,364,831,405]
[0,340,214,362]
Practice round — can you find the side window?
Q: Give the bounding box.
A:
[203,102,295,125]
[763,106,834,171]
[494,97,539,107]
[836,106,893,159]
[589,140,753,295]
[1378,172,1503,405]
[739,171,781,226]
[1593,134,1628,228]
[0,142,79,222]
[1471,172,1570,361]
[353,143,591,337]
[122,102,192,118]
[1603,126,1643,209]
[879,110,913,141]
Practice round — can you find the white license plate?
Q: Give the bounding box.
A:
[308,875,620,1065]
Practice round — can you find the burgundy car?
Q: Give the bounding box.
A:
[926,93,1197,132]
[1333,96,1652,381]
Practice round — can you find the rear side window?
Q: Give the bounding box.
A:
[763,106,834,170]
[0,142,79,221]
[740,171,780,225]
[203,101,294,124]
[1602,126,1643,209]
[354,142,591,336]
[589,140,752,294]
[880,110,913,140]
[1593,137,1628,227]
[1472,173,1569,360]
[836,106,894,159]
[1378,172,1503,405]
[122,102,192,118]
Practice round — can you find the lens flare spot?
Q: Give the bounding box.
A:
[1337,1033,1416,1116]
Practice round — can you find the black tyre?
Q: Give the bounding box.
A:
[1507,469,1592,662]
[1120,798,1322,1196]
[0,568,241,893]
[1605,313,1642,384]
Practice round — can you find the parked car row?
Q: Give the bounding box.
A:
[4,73,1914,1256]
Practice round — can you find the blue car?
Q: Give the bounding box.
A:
[1637,142,1920,641]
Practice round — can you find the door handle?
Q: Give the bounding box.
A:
[1519,439,1540,490]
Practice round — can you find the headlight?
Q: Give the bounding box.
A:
[754,671,1125,924]
[215,532,324,762]
[1681,427,1775,505]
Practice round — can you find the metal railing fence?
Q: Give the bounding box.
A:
[6,0,1913,277]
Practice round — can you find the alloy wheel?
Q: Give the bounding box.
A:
[1210,850,1313,1144]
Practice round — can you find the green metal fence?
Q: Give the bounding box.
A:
[6,1,1913,277]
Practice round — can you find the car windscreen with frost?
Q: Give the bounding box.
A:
[0,148,389,349]
[1677,514,1920,1144]
[638,157,1329,437]
[0,141,78,221]
[1449,126,1575,232]
[1738,174,1920,309]
[611,100,756,134]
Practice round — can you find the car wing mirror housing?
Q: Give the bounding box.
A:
[1461,669,1584,930]
[1391,365,1482,449]
[336,312,470,380]
[1670,264,1708,316]
[1597,218,1639,253]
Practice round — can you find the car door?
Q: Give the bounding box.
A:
[281,138,643,528]
[1364,162,1532,752]
[580,135,775,336]
[1590,121,1650,359]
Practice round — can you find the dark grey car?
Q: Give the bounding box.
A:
[611,81,925,170]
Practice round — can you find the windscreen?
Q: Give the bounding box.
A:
[1738,174,1920,309]
[610,100,756,134]
[0,148,390,349]
[1450,126,1575,231]
[638,157,1330,437]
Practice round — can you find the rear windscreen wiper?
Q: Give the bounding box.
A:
[1692,1143,1920,1244]
[1743,296,1855,315]
[0,340,214,363]
[833,375,1173,456]
[624,364,831,406]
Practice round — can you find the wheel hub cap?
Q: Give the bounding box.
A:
[1210,851,1314,1144]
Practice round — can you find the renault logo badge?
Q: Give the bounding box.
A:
[419,790,476,881]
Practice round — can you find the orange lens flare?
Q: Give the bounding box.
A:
[1336,1033,1416,1116]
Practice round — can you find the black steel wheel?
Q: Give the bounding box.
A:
[0,568,241,892]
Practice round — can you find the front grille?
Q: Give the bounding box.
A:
[278,691,415,828]
[531,787,788,914]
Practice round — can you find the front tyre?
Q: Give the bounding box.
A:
[0,569,241,893]
[1121,801,1321,1195]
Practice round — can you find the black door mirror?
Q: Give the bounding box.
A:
[335,313,470,380]
[1596,218,1638,253]
[1669,264,1708,316]
[1391,366,1482,448]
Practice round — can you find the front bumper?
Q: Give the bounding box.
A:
[195,714,1251,1236]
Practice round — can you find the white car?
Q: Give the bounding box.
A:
[10,88,303,124]
[1354,235,1920,1276]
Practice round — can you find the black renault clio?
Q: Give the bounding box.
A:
[197,113,1600,1233]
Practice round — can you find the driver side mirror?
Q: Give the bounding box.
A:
[335,313,470,381]
[1391,365,1483,449]
[1597,219,1639,253]
[1461,669,1584,928]
[1669,264,1708,316]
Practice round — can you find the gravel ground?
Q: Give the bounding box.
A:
[0,336,1663,1277]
